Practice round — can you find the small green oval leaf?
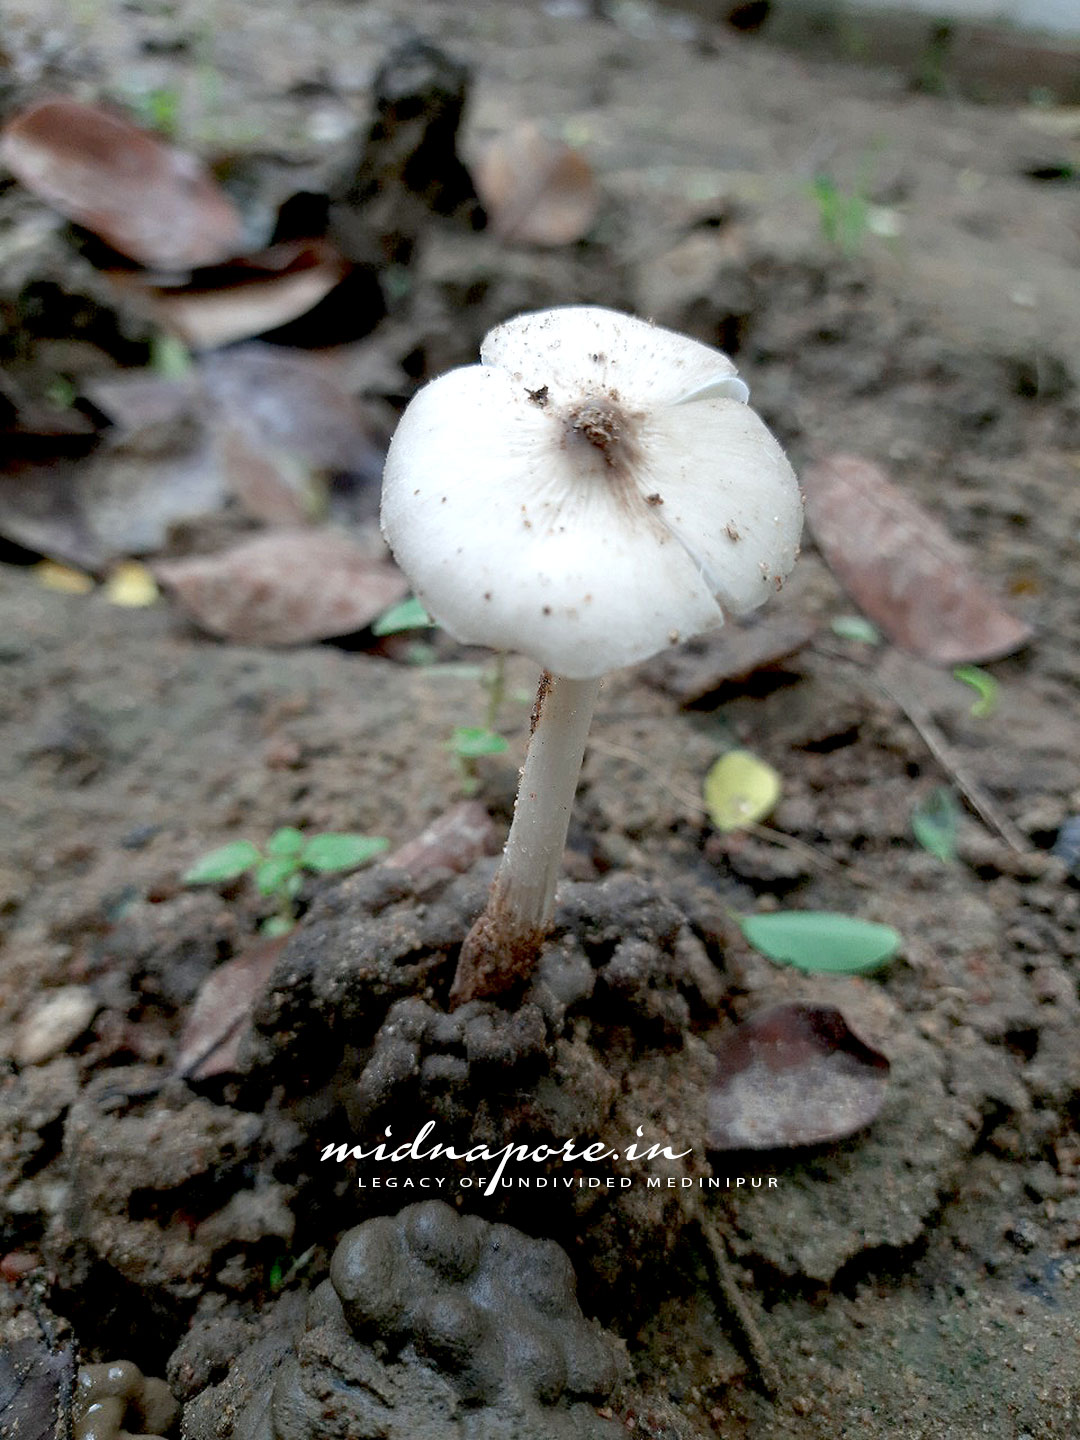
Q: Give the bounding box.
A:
[300,833,390,873]
[830,614,882,645]
[255,856,301,896]
[372,595,433,636]
[267,826,306,858]
[739,911,901,974]
[446,727,510,760]
[704,750,781,832]
[953,664,998,719]
[911,787,959,864]
[260,914,296,938]
[183,840,261,884]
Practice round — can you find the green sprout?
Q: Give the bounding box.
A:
[911,786,960,864]
[184,827,389,935]
[953,664,998,719]
[445,726,509,797]
[809,173,870,255]
[372,595,433,637]
[124,85,183,139]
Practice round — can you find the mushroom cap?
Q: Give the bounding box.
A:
[381,306,802,679]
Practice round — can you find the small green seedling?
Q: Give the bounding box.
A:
[184,827,389,935]
[809,172,871,254]
[150,332,193,379]
[830,614,882,645]
[445,726,509,797]
[372,595,433,637]
[911,786,959,864]
[953,664,998,719]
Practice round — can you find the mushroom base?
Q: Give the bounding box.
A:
[450,672,602,1006]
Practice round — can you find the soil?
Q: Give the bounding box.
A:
[1,1,1079,1437]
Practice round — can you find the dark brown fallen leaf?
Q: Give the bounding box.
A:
[383,801,501,880]
[0,458,104,569]
[0,1336,76,1440]
[0,371,98,438]
[175,936,287,1080]
[218,427,314,526]
[112,240,350,351]
[474,122,598,247]
[201,344,389,475]
[82,371,200,433]
[803,454,1033,665]
[200,344,390,525]
[154,528,409,644]
[0,375,229,568]
[707,1002,890,1151]
[0,97,244,270]
[638,613,816,704]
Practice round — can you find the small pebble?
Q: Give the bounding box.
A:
[15,986,97,1066]
[0,1250,38,1282]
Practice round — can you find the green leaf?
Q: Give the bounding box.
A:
[300,833,390,873]
[372,596,433,636]
[739,911,901,974]
[830,614,882,645]
[183,840,262,884]
[703,750,781,832]
[953,664,998,719]
[446,727,510,760]
[911,786,959,864]
[151,332,192,378]
[260,914,296,938]
[255,856,301,896]
[267,826,306,858]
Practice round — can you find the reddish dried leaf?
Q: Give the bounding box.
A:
[175,937,287,1080]
[475,122,598,246]
[201,344,389,523]
[111,240,349,351]
[0,97,243,270]
[803,454,1033,664]
[707,1003,889,1151]
[384,801,501,880]
[154,528,408,644]
[218,428,313,526]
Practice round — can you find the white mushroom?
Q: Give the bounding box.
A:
[381,305,802,1004]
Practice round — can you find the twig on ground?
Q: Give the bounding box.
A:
[814,644,1030,855]
[696,1210,781,1397]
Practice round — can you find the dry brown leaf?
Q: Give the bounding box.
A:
[383,801,501,880]
[218,428,314,526]
[474,122,598,246]
[154,528,408,644]
[639,613,816,704]
[110,240,350,351]
[201,344,388,474]
[0,1336,76,1440]
[803,454,1033,664]
[175,936,287,1080]
[0,97,243,270]
[707,1003,890,1151]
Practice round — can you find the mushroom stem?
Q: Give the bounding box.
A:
[450,671,602,1007]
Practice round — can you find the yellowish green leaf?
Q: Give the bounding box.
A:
[703,749,781,833]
